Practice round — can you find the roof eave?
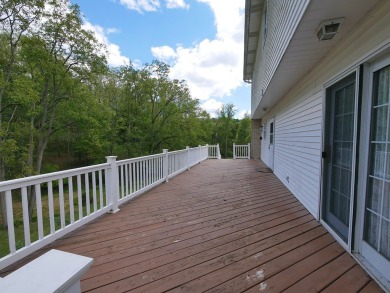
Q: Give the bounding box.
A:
[243,0,264,82]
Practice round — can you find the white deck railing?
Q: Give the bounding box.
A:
[233,143,251,159]
[0,145,220,270]
[208,144,221,159]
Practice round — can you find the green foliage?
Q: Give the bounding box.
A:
[0,0,251,181]
[235,113,251,144]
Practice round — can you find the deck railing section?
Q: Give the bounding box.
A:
[116,153,165,206]
[233,143,251,159]
[0,163,111,271]
[0,145,220,270]
[208,143,221,159]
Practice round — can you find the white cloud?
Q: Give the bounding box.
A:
[119,0,160,13]
[151,46,177,62]
[200,99,223,117]
[151,1,246,105]
[132,59,144,69]
[83,21,130,67]
[118,0,189,12]
[166,0,189,10]
[237,110,250,119]
[106,27,120,34]
[197,0,245,42]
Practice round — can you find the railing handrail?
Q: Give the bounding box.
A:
[0,144,221,271]
[0,163,110,192]
[117,153,164,166]
[168,149,187,155]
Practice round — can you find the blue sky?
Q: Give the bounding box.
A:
[71,0,251,118]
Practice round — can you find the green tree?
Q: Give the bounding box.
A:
[0,0,44,228]
[235,113,251,144]
[110,61,208,157]
[15,0,107,216]
[215,103,237,158]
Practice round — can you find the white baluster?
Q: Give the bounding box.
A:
[6,190,16,253]
[35,184,44,240]
[21,187,31,246]
[68,177,74,224]
[48,181,55,234]
[58,179,65,228]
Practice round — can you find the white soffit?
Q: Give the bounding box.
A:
[253,0,382,119]
[244,0,264,82]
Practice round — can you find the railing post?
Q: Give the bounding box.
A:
[163,149,169,182]
[248,143,251,159]
[186,146,190,170]
[198,145,201,163]
[206,144,209,159]
[106,156,120,213]
[217,143,221,159]
[233,143,236,159]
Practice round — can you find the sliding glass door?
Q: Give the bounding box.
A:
[323,73,357,243]
[361,64,390,280]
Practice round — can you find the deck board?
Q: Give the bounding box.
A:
[0,159,384,292]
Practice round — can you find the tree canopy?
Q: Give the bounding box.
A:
[0,0,252,227]
[0,0,251,178]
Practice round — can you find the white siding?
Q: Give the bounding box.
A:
[262,90,322,218]
[252,0,310,115]
[258,1,390,220]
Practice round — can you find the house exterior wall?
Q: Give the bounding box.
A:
[250,119,262,160]
[254,1,390,219]
[251,0,310,116]
[262,90,323,217]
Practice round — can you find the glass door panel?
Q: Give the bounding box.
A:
[323,74,356,243]
[364,65,390,262]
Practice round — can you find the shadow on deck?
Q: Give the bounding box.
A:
[0,160,383,292]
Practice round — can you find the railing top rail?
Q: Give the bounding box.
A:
[168,149,187,155]
[0,163,110,192]
[117,153,164,165]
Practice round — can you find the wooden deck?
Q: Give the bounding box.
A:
[0,159,384,292]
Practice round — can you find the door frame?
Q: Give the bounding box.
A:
[354,56,390,284]
[268,117,275,170]
[320,67,361,251]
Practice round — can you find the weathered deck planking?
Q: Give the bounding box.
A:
[0,159,384,292]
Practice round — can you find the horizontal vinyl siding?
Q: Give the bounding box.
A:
[262,90,322,218]
[258,1,390,221]
[252,0,310,114]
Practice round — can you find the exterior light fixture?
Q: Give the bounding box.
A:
[317,18,344,41]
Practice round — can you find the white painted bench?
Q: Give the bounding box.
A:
[0,249,93,293]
